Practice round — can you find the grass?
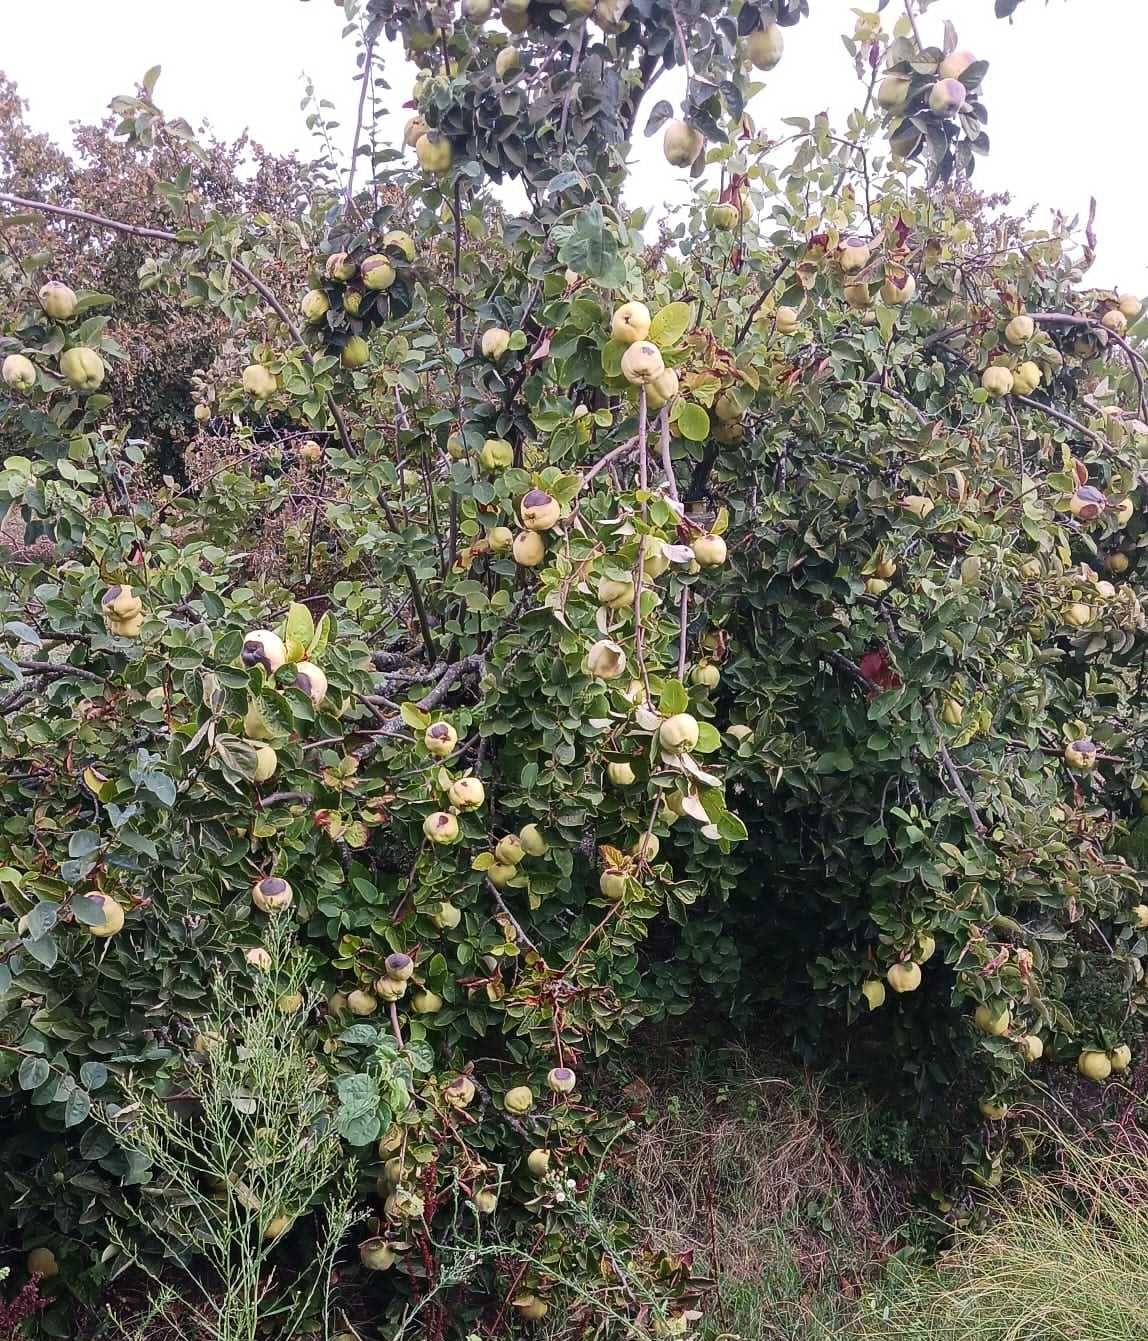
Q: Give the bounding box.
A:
[857,1115,1148,1341]
[602,1047,1148,1341]
[602,1046,917,1340]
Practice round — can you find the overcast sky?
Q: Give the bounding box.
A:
[3,1,1144,290]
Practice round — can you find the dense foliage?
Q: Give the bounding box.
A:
[1,0,1146,1336]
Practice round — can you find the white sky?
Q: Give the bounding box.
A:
[3,0,1145,290]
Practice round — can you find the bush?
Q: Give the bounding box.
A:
[2,0,1147,1336]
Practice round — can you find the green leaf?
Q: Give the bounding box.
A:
[693,722,722,754]
[673,401,710,442]
[63,1088,92,1128]
[19,1056,50,1090]
[659,680,689,716]
[648,302,692,349]
[215,734,259,780]
[282,602,315,652]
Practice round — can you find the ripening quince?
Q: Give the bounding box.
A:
[325,252,356,282]
[411,989,444,1014]
[415,132,452,174]
[86,892,125,938]
[425,721,459,757]
[487,861,516,888]
[341,336,370,369]
[520,489,560,531]
[979,1099,1009,1121]
[504,1085,534,1115]
[347,989,378,1016]
[646,367,679,410]
[242,629,287,674]
[774,305,800,335]
[423,811,460,844]
[26,1247,59,1278]
[495,46,521,78]
[1102,308,1128,337]
[495,833,526,866]
[608,761,636,786]
[514,1295,549,1322]
[600,868,628,900]
[480,437,514,470]
[880,270,916,305]
[974,1003,1010,1036]
[403,115,428,147]
[877,74,911,111]
[39,280,78,320]
[663,119,704,168]
[598,575,636,609]
[448,776,485,810]
[548,1065,577,1094]
[431,900,462,929]
[707,202,740,231]
[1117,293,1141,321]
[641,534,671,578]
[611,301,652,344]
[361,255,396,291]
[526,1148,551,1177]
[60,346,106,391]
[1004,314,1034,345]
[463,0,493,18]
[747,23,784,70]
[691,663,720,689]
[981,366,1014,397]
[1013,361,1041,395]
[693,533,727,567]
[939,50,975,80]
[660,713,700,752]
[886,961,922,993]
[902,495,935,520]
[621,341,665,386]
[445,1075,476,1107]
[1077,1049,1111,1082]
[1019,1034,1044,1063]
[838,240,871,274]
[586,639,627,680]
[301,289,330,322]
[843,283,871,310]
[294,661,328,706]
[251,876,293,914]
[2,353,36,390]
[928,78,966,116]
[1063,738,1097,771]
[632,832,659,862]
[861,979,886,1011]
[252,743,278,783]
[513,530,545,566]
[102,584,143,620]
[481,327,512,360]
[489,525,514,553]
[1109,1043,1132,1072]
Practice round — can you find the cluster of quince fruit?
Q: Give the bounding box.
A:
[2,280,107,394]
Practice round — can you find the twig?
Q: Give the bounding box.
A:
[735,257,790,346]
[902,0,925,50]
[579,435,639,489]
[485,878,542,959]
[1012,395,1115,455]
[926,705,987,835]
[819,650,877,693]
[344,37,377,216]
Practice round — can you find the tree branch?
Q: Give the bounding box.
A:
[926,705,987,835]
